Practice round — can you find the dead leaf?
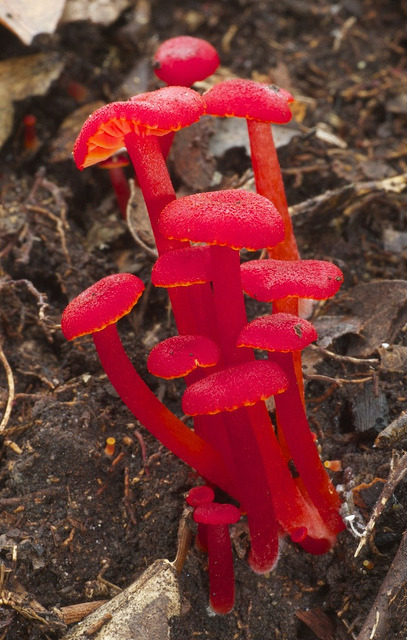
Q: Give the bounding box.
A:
[61,0,131,26]
[340,280,407,357]
[49,101,105,162]
[0,0,65,45]
[378,345,407,373]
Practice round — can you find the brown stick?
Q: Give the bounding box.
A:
[356,529,407,640]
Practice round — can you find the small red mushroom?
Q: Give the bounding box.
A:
[99,153,131,219]
[194,502,241,614]
[61,274,234,496]
[153,36,220,87]
[203,79,298,261]
[153,36,220,159]
[159,189,284,365]
[237,313,345,535]
[147,334,220,379]
[22,114,40,152]
[186,485,215,551]
[183,360,337,559]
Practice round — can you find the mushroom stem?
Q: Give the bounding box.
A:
[125,132,212,336]
[222,408,280,574]
[92,323,235,496]
[206,522,236,614]
[271,351,345,534]
[106,165,130,219]
[210,245,251,365]
[243,401,337,546]
[246,120,299,262]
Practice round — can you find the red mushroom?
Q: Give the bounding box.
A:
[73,87,211,336]
[61,273,234,496]
[186,485,215,551]
[153,36,220,87]
[153,36,219,158]
[147,334,220,379]
[237,313,345,535]
[203,79,298,261]
[193,502,241,614]
[159,189,284,365]
[183,360,337,562]
[183,360,287,573]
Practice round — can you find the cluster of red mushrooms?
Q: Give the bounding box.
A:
[61,36,345,614]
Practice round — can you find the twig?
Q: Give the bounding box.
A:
[310,344,379,365]
[354,452,407,558]
[173,508,193,574]
[304,373,373,385]
[374,412,407,449]
[26,204,71,265]
[0,343,15,433]
[355,529,407,640]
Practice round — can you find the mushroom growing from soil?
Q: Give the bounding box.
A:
[182,360,335,569]
[153,36,220,158]
[203,78,298,261]
[61,273,234,496]
[193,502,241,614]
[237,313,345,535]
[186,485,215,551]
[159,188,284,364]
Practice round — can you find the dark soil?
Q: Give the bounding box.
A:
[0,1,406,639]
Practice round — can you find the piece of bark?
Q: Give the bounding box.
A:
[356,530,407,640]
[62,559,180,640]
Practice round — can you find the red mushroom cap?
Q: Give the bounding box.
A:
[147,335,220,379]
[153,36,220,86]
[61,273,144,340]
[193,502,241,526]
[241,259,344,301]
[74,86,205,169]
[99,153,130,170]
[159,189,284,251]
[151,245,212,288]
[182,360,288,416]
[237,313,318,353]
[186,485,215,508]
[204,79,293,123]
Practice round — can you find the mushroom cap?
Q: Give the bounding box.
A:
[151,245,212,288]
[61,273,144,340]
[237,313,318,353]
[241,259,344,301]
[153,36,220,86]
[193,502,241,526]
[186,485,215,508]
[159,189,284,251]
[147,335,220,379]
[204,79,293,123]
[74,86,205,169]
[182,360,288,416]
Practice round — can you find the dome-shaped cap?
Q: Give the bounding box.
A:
[61,273,144,340]
[182,360,288,416]
[154,36,220,86]
[159,189,284,251]
[204,79,293,123]
[74,87,205,169]
[186,485,215,508]
[193,502,241,525]
[241,259,344,301]
[147,335,220,379]
[237,313,318,353]
[151,245,212,288]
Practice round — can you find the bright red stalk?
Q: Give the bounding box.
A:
[246,119,299,262]
[270,351,345,534]
[92,323,235,497]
